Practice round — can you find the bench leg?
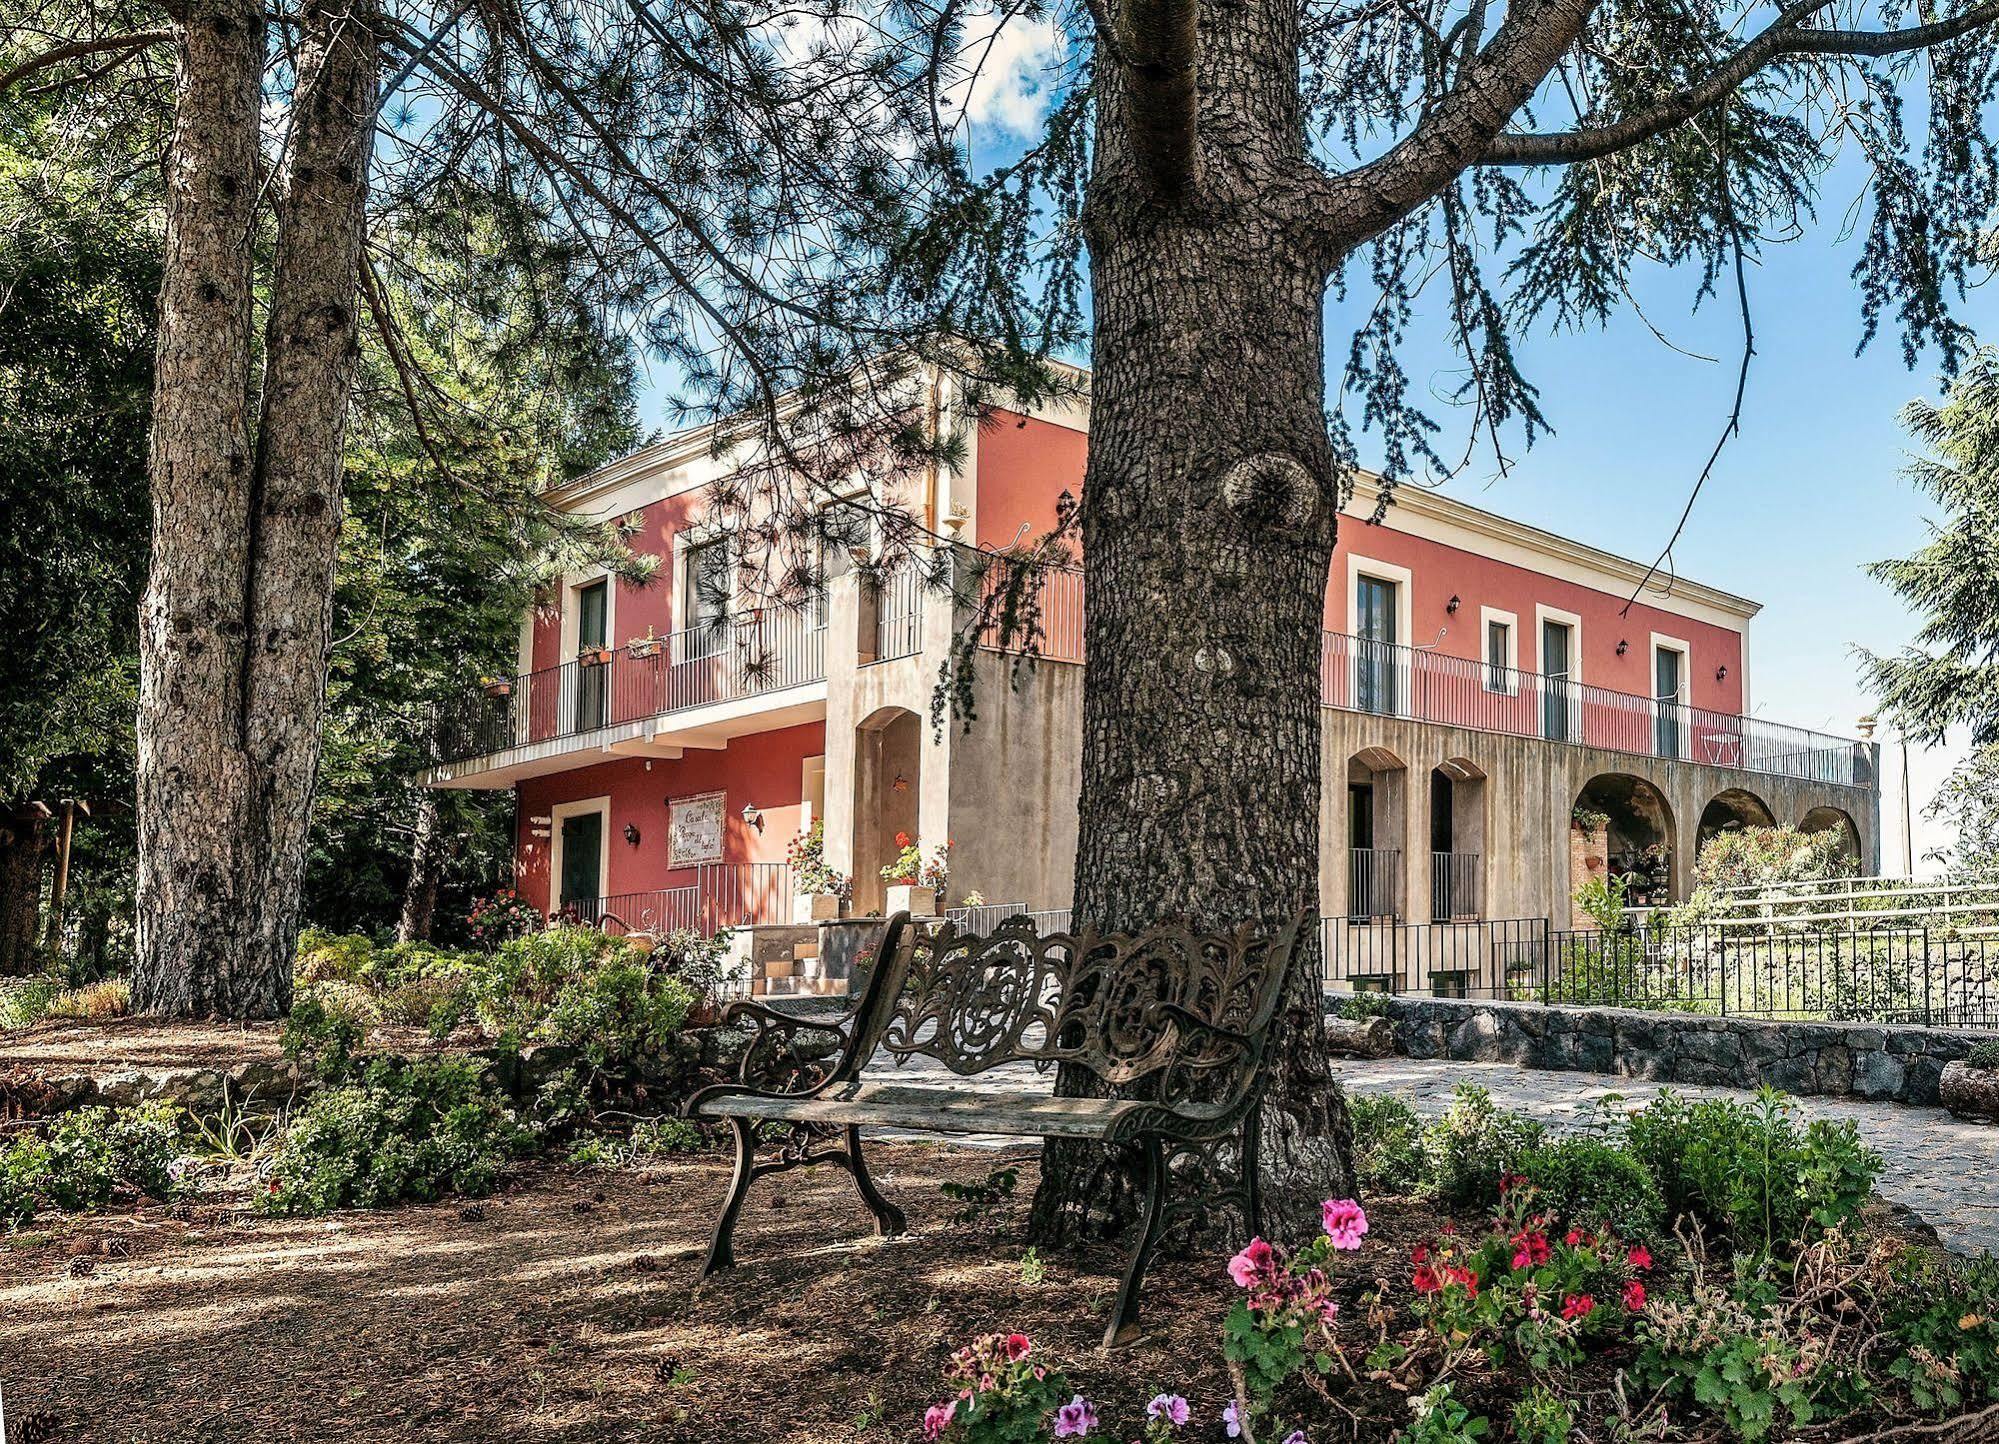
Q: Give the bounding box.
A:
[1241,1105,1266,1238]
[843,1124,907,1237]
[1103,1139,1168,1349]
[700,1117,758,1279]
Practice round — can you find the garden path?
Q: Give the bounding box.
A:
[856,1051,1999,1255]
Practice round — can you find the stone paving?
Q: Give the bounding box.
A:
[855,1051,1999,1255]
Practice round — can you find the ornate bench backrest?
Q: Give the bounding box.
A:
[858,911,1309,1105]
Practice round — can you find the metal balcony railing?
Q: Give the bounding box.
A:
[568,862,796,935]
[1431,850,1481,921]
[1349,847,1404,921]
[868,564,925,663]
[1318,631,1873,788]
[431,610,826,766]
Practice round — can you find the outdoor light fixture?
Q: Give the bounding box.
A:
[892,774,910,793]
[1446,595,1461,614]
[1716,665,1729,681]
[1615,639,1629,656]
[624,823,641,846]
[741,802,765,832]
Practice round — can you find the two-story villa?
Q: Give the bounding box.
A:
[420,365,1880,995]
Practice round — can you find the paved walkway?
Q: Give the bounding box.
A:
[856,1052,1999,1255]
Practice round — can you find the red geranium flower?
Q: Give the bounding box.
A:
[1561,1293,1595,1321]
[1627,1244,1653,1272]
[1623,1279,1647,1312]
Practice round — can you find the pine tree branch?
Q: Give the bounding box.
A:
[1485,0,1999,166]
[0,28,174,97]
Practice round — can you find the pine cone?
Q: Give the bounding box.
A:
[164,1201,194,1222]
[65,1255,94,1278]
[457,1203,487,1223]
[632,1254,660,1273]
[652,1357,680,1385]
[7,1409,62,1444]
[99,1237,131,1259]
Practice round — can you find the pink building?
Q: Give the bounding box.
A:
[421,365,1878,994]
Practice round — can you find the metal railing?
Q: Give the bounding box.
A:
[1348,847,1403,921]
[571,862,796,935]
[431,611,826,765]
[976,559,1086,664]
[870,564,925,663]
[1431,851,1481,921]
[1326,916,1551,998]
[1319,631,1873,787]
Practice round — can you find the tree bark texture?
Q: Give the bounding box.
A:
[1029,0,1355,1247]
[397,787,442,943]
[134,0,379,1018]
[0,809,50,976]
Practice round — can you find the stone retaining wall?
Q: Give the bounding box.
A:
[1356,995,1999,1106]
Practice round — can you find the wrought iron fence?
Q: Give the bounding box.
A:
[975,558,1086,664]
[1325,917,1551,998]
[431,611,826,765]
[1348,847,1403,921]
[572,862,795,936]
[1431,851,1481,921]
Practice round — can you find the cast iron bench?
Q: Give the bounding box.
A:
[683,908,1309,1346]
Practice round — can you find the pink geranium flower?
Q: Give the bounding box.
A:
[923,1400,957,1440]
[1003,1333,1032,1361]
[1321,1198,1369,1250]
[1228,1237,1277,1288]
[1146,1394,1191,1427]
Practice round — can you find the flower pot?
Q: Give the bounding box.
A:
[885,884,937,917]
[482,681,513,699]
[1940,1060,1999,1120]
[580,647,613,666]
[795,892,843,923]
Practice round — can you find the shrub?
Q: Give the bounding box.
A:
[568,1116,706,1167]
[260,1055,529,1214]
[1882,1249,1999,1412]
[0,978,60,1029]
[1623,1089,1880,1254]
[1420,1085,1545,1209]
[0,1103,188,1227]
[295,929,376,986]
[472,925,694,1074]
[1335,989,1393,1021]
[1630,1282,1821,1441]
[1509,1387,1572,1444]
[1350,1092,1424,1195]
[1514,1135,1666,1240]
[1691,825,1854,895]
[1968,1040,1999,1071]
[283,986,375,1078]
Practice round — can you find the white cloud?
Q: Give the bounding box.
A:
[953,10,1064,141]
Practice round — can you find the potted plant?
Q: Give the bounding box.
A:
[788,821,851,921]
[880,832,950,916]
[629,628,663,660]
[579,644,614,666]
[481,676,514,699]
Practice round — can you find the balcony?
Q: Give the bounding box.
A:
[430,610,825,772]
[1319,632,1872,788]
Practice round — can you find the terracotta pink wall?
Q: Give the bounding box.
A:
[514,720,824,912]
[1327,521,1745,714]
[529,491,702,673]
[976,409,1087,558]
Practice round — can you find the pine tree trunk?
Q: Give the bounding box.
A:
[134,0,378,1018]
[132,0,267,1015]
[1028,0,1355,1247]
[238,0,381,998]
[397,787,443,943]
[0,808,49,976]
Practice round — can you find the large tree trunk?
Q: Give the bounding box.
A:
[397,787,443,943]
[134,0,378,1017]
[1029,0,1354,1247]
[132,0,267,1015]
[0,807,50,976]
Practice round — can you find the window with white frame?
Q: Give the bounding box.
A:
[1482,609,1517,694]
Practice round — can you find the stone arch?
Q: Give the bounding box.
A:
[1698,787,1777,853]
[852,705,922,914]
[1573,773,1676,913]
[1429,756,1488,919]
[1347,747,1408,920]
[1799,804,1862,865]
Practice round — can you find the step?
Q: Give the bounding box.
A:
[764,959,795,980]
[793,942,819,961]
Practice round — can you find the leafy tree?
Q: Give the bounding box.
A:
[1923,745,1999,879]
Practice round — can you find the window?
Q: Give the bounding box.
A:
[681,536,730,657]
[1355,574,1400,715]
[1485,619,1512,693]
[1540,616,1576,741]
[1653,638,1687,759]
[573,579,609,730]
[812,497,869,628]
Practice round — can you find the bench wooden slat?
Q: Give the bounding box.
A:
[696,1082,1138,1139]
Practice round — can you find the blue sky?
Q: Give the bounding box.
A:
[631,35,1987,868]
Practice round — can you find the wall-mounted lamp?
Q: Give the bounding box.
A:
[741,802,765,833]
[1446,595,1461,615]
[623,823,641,846]
[1715,664,1729,681]
[1615,639,1629,657]
[891,774,910,794]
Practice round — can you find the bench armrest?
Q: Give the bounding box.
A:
[682,1000,863,1118]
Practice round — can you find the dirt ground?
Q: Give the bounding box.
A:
[0,1142,1349,1444]
[0,1018,455,1075]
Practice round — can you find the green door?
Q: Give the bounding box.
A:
[558,811,603,912]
